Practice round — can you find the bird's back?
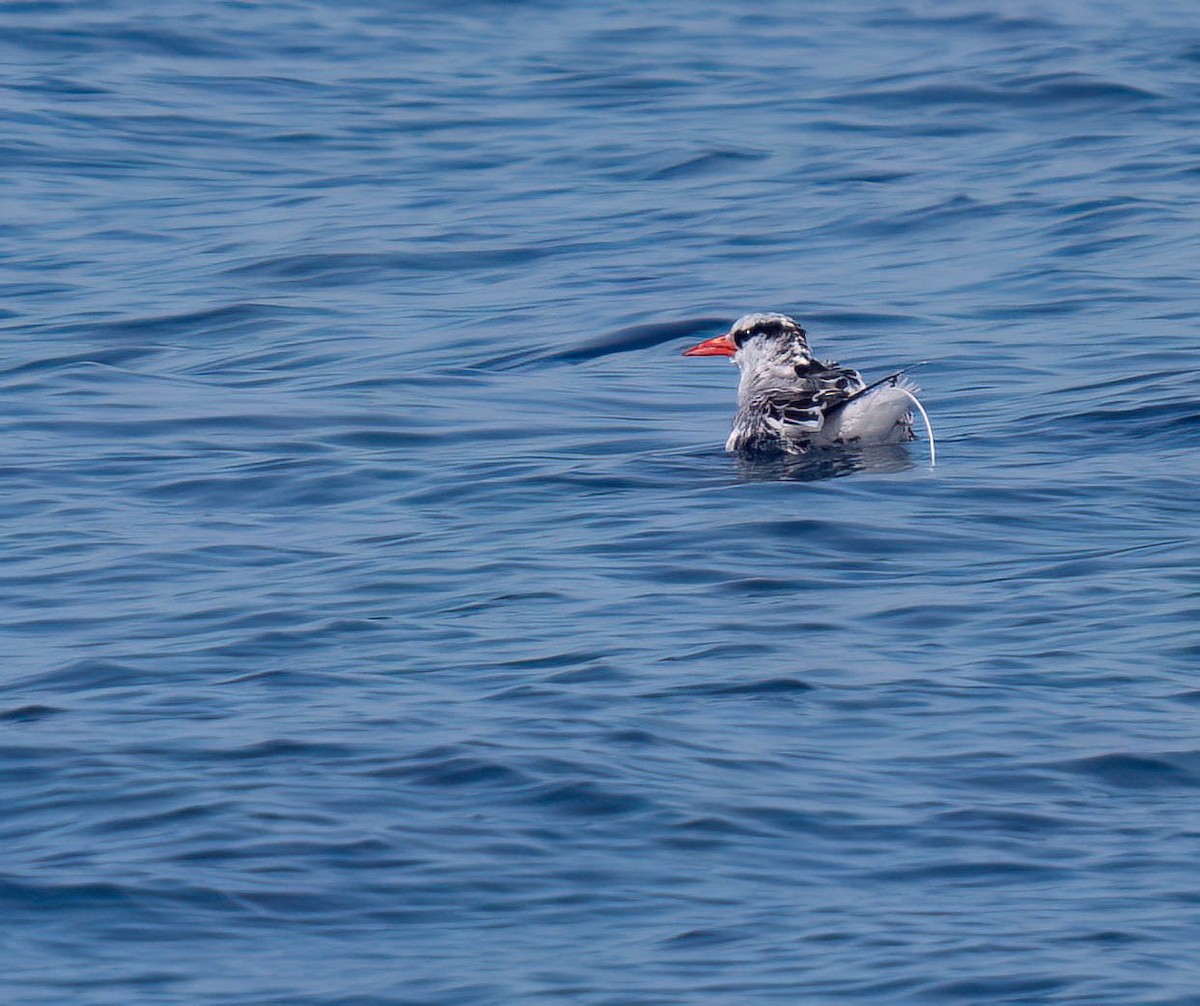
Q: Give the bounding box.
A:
[729,360,866,453]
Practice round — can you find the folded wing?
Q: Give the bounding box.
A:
[757,363,866,439]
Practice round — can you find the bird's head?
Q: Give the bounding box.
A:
[682,313,812,371]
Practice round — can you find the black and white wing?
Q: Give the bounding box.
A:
[758,362,865,439]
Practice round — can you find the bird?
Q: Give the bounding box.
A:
[682,312,932,458]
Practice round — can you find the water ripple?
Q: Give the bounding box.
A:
[4,1,1200,1003]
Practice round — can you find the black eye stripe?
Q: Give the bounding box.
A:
[733,319,806,347]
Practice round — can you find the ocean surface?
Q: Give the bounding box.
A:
[4,1,1200,1003]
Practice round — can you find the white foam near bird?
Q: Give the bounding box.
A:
[683,312,935,464]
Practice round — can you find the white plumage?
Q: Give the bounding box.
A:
[683,313,932,460]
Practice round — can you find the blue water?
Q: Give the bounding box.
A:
[4,1,1200,1002]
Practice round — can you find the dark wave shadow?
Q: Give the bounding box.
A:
[477,316,729,370]
[733,443,915,483]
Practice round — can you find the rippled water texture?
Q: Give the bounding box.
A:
[4,1,1200,1003]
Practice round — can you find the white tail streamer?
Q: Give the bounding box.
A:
[893,387,936,467]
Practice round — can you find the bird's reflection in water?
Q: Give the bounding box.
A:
[734,443,915,483]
